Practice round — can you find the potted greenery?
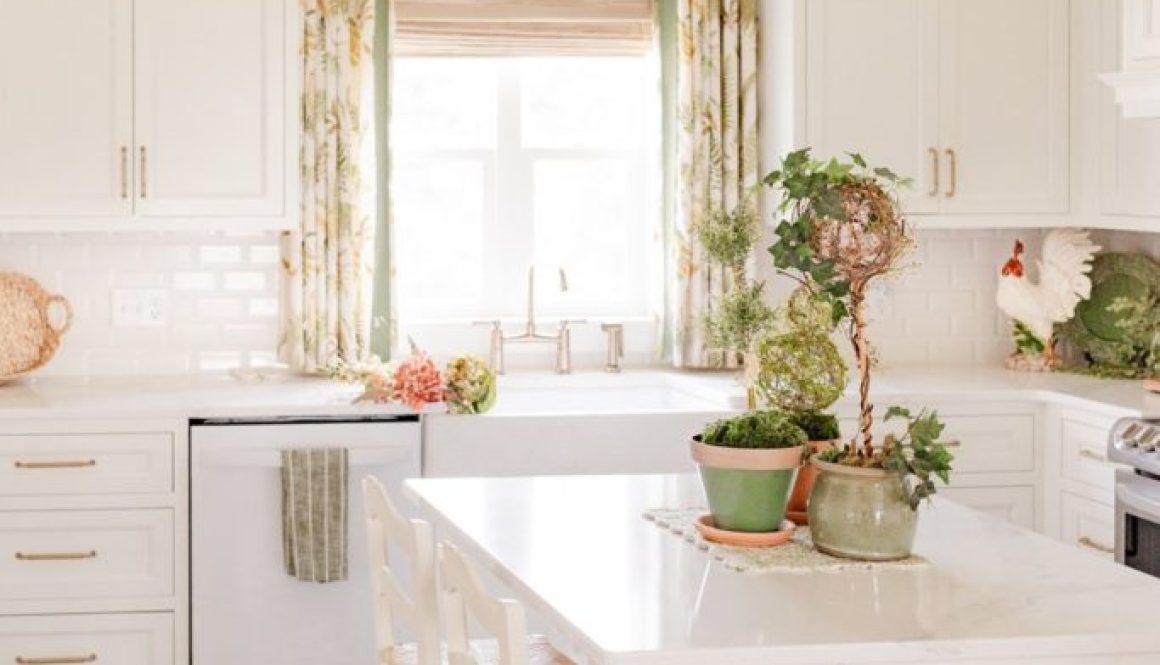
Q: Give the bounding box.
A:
[692,411,807,533]
[696,203,776,409]
[753,285,848,521]
[764,149,954,560]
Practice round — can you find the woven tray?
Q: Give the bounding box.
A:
[0,272,72,383]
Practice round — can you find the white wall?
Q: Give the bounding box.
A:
[0,231,281,375]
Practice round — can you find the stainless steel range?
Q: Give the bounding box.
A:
[1108,417,1160,577]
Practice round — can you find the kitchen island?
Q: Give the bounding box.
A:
[407,474,1160,664]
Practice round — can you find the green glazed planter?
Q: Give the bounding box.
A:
[807,458,917,561]
[691,438,804,533]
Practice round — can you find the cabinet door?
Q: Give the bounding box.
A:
[0,0,131,219]
[804,0,940,214]
[134,0,288,218]
[938,0,1069,214]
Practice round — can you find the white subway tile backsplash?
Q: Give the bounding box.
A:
[0,231,280,376]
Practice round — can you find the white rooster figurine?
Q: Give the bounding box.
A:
[996,229,1100,371]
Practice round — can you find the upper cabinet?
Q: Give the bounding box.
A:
[802,0,1070,220]
[0,0,132,220]
[1101,0,1160,117]
[0,0,297,231]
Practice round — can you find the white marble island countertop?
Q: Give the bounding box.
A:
[407,474,1160,665]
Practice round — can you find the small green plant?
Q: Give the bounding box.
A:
[700,411,808,450]
[880,407,955,510]
[697,205,760,277]
[788,410,840,442]
[702,282,776,354]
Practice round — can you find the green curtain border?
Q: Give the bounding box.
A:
[658,0,678,361]
[370,0,393,360]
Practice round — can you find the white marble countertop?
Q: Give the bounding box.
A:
[406,473,1160,664]
[0,366,1154,421]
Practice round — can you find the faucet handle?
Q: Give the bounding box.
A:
[558,318,587,329]
[472,319,502,330]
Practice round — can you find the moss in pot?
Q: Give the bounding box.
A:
[785,410,841,515]
[692,411,807,533]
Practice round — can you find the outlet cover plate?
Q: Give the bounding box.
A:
[112,289,168,327]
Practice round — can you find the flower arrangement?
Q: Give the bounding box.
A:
[327,345,498,414]
[443,354,497,415]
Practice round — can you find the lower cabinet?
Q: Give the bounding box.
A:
[0,613,173,665]
[940,486,1035,529]
[1060,491,1116,560]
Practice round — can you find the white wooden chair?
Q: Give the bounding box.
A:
[438,542,573,665]
[362,476,441,665]
[362,476,573,665]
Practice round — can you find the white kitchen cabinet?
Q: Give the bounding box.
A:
[940,486,1036,529]
[0,0,297,231]
[1061,490,1116,559]
[0,0,132,220]
[802,0,1070,219]
[134,0,290,219]
[804,0,939,215]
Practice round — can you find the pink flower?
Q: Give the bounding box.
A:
[392,351,444,411]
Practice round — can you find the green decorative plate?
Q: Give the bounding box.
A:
[1058,252,1160,369]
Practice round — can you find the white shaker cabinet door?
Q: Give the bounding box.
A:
[805,0,940,215]
[0,0,132,220]
[133,0,288,219]
[937,0,1070,215]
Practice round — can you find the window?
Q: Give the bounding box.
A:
[390,56,660,328]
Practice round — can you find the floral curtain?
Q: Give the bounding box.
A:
[671,0,759,369]
[280,0,378,372]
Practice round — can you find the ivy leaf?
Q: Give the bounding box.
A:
[848,152,867,168]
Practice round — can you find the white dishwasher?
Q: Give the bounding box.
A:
[190,415,422,665]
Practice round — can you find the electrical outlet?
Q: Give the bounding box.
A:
[112,289,168,327]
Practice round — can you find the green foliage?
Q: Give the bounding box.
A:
[1011,320,1046,354]
[700,410,808,450]
[763,149,911,327]
[880,406,955,510]
[755,329,847,411]
[1108,294,1160,374]
[697,205,759,276]
[702,282,777,353]
[788,410,841,441]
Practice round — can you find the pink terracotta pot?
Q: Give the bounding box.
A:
[787,440,840,516]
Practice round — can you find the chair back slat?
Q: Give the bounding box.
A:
[438,542,530,665]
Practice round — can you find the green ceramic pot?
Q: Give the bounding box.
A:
[807,458,917,561]
[691,438,803,533]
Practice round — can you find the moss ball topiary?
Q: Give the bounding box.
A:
[700,411,808,449]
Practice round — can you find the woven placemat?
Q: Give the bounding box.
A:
[644,508,927,574]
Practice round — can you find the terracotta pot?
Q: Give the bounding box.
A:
[806,457,917,561]
[786,440,840,516]
[691,437,805,533]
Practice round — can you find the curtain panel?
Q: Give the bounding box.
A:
[280,0,378,373]
[671,0,759,369]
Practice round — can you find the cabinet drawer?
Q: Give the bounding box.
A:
[0,509,174,601]
[1060,491,1115,560]
[0,613,172,665]
[841,414,1034,473]
[0,433,173,497]
[1060,415,1119,494]
[941,486,1034,529]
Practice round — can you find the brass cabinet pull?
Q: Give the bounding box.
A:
[119,147,128,199]
[941,439,962,448]
[945,148,957,198]
[1078,448,1109,464]
[927,147,939,196]
[14,459,96,470]
[15,550,97,562]
[16,655,97,664]
[139,146,147,198]
[1077,536,1113,555]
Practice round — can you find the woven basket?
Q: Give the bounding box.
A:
[0,272,72,383]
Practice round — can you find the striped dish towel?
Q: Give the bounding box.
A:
[281,448,349,583]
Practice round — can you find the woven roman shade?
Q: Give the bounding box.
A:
[394,0,655,56]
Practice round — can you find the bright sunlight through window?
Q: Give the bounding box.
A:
[391,57,660,325]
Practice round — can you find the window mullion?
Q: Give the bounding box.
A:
[494,60,532,318]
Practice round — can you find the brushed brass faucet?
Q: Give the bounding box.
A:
[474,266,584,374]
